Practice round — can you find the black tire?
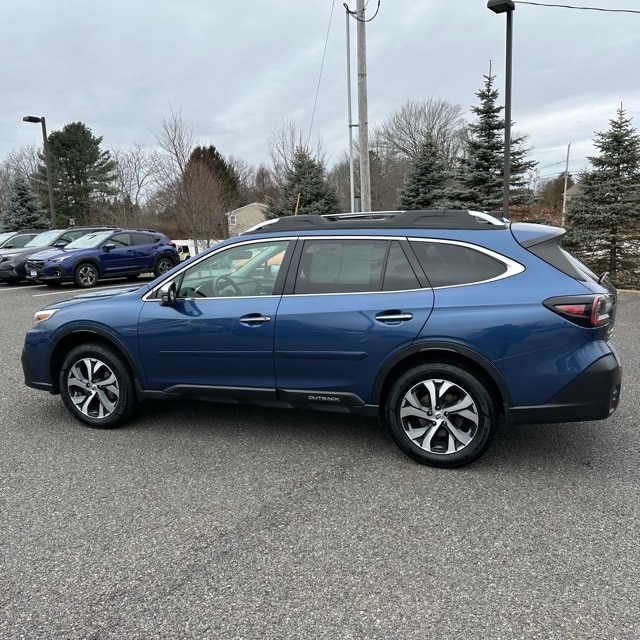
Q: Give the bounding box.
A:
[74,262,99,288]
[386,362,498,468]
[153,255,175,277]
[59,343,136,429]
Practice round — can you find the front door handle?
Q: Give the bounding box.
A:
[239,313,272,326]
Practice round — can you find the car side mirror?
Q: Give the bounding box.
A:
[55,241,67,248]
[4,243,14,249]
[158,281,177,306]
[102,242,116,252]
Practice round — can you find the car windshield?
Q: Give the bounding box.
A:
[25,230,60,247]
[65,232,113,249]
[0,232,14,245]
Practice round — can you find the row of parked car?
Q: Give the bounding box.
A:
[0,226,179,288]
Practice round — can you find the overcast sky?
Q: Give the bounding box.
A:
[1,0,639,183]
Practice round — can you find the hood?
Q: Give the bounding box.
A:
[75,284,148,299]
[28,248,70,261]
[0,245,49,259]
[48,284,150,310]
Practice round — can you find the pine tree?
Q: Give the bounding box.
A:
[188,145,241,207]
[399,138,457,210]
[2,176,49,231]
[37,122,117,226]
[565,106,640,287]
[459,72,536,212]
[266,147,339,218]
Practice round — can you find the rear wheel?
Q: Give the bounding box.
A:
[74,262,99,288]
[386,363,498,468]
[59,343,136,428]
[153,256,175,277]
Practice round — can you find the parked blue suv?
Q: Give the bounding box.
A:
[25,228,178,288]
[21,211,621,467]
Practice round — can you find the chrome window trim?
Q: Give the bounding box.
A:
[408,237,524,288]
[142,234,524,301]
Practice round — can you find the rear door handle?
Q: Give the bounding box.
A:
[375,311,413,323]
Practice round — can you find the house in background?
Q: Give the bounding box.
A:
[227,203,268,236]
[564,183,581,207]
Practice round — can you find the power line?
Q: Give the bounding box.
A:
[344,0,381,22]
[307,0,337,146]
[539,160,566,170]
[515,2,640,14]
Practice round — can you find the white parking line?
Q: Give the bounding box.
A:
[33,289,84,297]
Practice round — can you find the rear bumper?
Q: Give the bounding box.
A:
[506,350,621,425]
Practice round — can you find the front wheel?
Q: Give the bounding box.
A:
[386,363,498,468]
[59,343,136,428]
[74,262,99,288]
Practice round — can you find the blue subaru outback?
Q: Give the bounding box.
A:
[25,228,178,288]
[21,211,621,467]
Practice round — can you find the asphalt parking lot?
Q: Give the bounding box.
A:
[1,280,639,640]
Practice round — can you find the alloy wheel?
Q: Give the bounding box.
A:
[399,378,479,456]
[65,357,120,420]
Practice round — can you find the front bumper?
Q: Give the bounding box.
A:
[506,350,622,425]
[25,267,67,283]
[0,264,22,282]
[22,346,55,393]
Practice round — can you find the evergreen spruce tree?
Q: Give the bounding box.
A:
[399,138,458,210]
[459,72,536,212]
[266,147,339,218]
[188,145,241,207]
[37,122,117,226]
[566,106,640,288]
[2,176,49,231]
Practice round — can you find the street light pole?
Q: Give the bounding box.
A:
[487,0,515,221]
[22,115,56,228]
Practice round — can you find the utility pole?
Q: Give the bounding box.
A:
[356,0,371,212]
[561,142,571,227]
[345,5,356,213]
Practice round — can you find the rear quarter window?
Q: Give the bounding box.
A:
[132,233,154,245]
[410,240,508,287]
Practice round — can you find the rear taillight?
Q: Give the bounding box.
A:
[168,241,177,248]
[544,294,616,328]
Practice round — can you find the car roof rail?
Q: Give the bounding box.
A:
[243,210,507,233]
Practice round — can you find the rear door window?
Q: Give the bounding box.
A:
[293,239,387,294]
[382,241,422,291]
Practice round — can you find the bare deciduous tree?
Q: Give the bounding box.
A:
[374,98,466,166]
[267,116,325,187]
[151,108,230,249]
[108,144,156,228]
